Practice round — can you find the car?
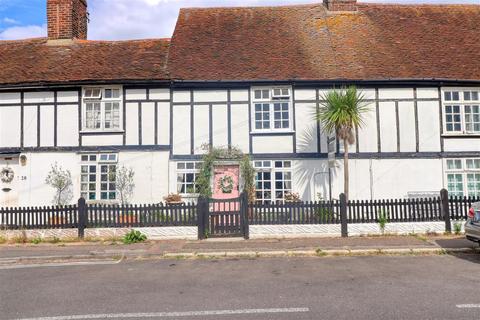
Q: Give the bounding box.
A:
[465,202,480,243]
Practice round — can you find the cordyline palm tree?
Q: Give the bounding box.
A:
[316,86,369,200]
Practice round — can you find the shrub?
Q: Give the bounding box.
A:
[378,210,388,235]
[315,207,335,222]
[453,222,462,235]
[123,230,147,244]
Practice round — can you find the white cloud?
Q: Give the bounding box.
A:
[3,17,19,24]
[0,24,46,40]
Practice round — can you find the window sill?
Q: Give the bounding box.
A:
[80,130,125,135]
[442,134,480,138]
[250,131,295,136]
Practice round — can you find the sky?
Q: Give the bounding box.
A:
[0,0,478,40]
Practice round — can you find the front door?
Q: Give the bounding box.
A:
[212,165,240,200]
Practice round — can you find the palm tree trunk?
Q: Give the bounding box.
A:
[343,139,349,201]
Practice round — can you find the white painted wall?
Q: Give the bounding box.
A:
[379,101,397,152]
[57,104,79,147]
[417,100,441,152]
[157,102,170,145]
[193,104,209,154]
[81,134,123,146]
[141,102,155,145]
[357,101,378,152]
[295,103,317,153]
[39,105,54,147]
[251,135,294,153]
[230,104,249,152]
[12,151,170,207]
[23,105,37,147]
[211,104,228,147]
[398,101,416,152]
[125,102,139,145]
[0,106,21,147]
[172,104,191,154]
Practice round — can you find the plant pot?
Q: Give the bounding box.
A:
[119,214,137,224]
[166,201,184,205]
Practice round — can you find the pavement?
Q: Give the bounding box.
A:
[0,235,477,266]
[2,254,480,319]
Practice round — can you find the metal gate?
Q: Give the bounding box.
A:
[198,192,249,239]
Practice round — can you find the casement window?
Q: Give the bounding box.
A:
[176,162,202,194]
[80,154,118,201]
[443,89,480,134]
[252,87,292,132]
[82,87,122,131]
[254,160,292,203]
[445,159,480,197]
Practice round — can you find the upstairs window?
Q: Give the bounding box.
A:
[252,87,292,132]
[445,158,480,197]
[443,89,480,134]
[83,87,122,131]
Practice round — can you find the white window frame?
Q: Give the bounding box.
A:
[444,158,480,197]
[176,161,202,195]
[254,160,293,203]
[251,87,293,133]
[80,153,118,202]
[442,88,480,135]
[82,86,123,132]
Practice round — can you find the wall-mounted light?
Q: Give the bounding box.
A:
[20,155,27,166]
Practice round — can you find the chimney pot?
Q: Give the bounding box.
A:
[323,0,357,12]
[47,0,88,41]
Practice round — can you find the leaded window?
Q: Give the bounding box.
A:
[80,154,118,201]
[83,87,122,131]
[445,159,480,197]
[254,160,292,203]
[443,89,480,134]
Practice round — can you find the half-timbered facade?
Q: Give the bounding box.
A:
[0,0,479,206]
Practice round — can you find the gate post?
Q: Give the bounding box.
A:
[242,192,250,240]
[340,193,348,238]
[440,189,451,233]
[197,197,207,240]
[77,197,86,239]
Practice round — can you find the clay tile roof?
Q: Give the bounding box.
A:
[0,38,170,86]
[168,3,480,81]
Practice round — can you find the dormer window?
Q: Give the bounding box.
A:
[251,87,293,132]
[82,87,122,131]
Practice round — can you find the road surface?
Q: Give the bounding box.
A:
[1,254,480,319]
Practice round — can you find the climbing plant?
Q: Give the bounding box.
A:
[196,144,256,202]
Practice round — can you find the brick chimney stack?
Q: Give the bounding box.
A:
[47,0,88,41]
[323,0,357,11]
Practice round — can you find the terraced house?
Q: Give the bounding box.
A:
[0,0,479,207]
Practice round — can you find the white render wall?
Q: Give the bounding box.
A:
[6,151,169,207]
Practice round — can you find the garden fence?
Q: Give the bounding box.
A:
[0,189,478,239]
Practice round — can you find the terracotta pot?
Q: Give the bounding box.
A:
[49,217,68,225]
[119,214,137,224]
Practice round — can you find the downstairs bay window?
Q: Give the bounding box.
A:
[445,159,480,197]
[80,154,118,201]
[254,160,292,203]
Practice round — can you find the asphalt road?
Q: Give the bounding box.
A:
[1,254,480,320]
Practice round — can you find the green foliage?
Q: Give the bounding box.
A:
[316,86,369,143]
[0,235,7,244]
[315,207,335,222]
[50,236,61,244]
[123,230,147,244]
[31,237,42,244]
[378,210,388,234]
[45,162,73,205]
[453,222,462,235]
[197,145,256,202]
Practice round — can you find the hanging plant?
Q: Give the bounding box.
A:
[0,167,14,184]
[218,175,234,193]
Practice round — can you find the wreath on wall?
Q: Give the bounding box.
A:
[218,175,234,194]
[0,167,14,184]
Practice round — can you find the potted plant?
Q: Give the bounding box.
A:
[284,192,301,203]
[163,193,184,205]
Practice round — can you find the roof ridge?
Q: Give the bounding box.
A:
[180,2,320,12]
